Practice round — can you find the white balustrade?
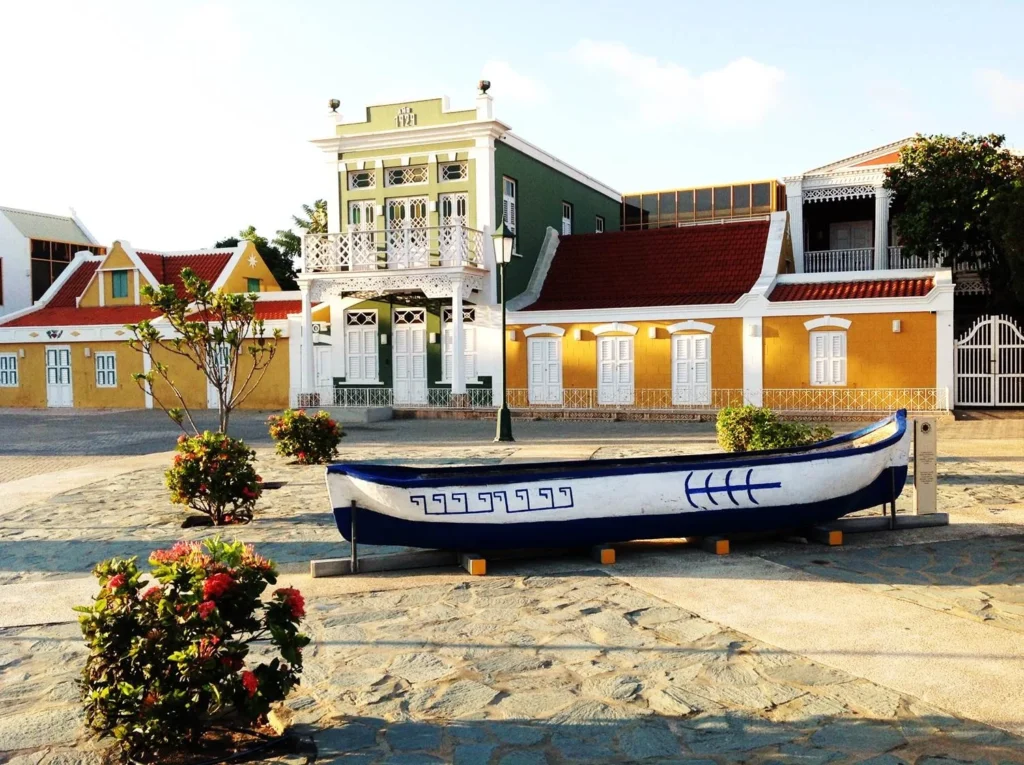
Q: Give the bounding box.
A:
[804,248,875,272]
[303,225,485,274]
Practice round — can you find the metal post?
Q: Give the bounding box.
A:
[495,258,514,442]
[350,500,358,574]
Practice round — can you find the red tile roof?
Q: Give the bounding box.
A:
[2,305,160,327]
[769,278,934,302]
[524,221,770,311]
[253,300,302,320]
[48,261,100,307]
[137,251,235,298]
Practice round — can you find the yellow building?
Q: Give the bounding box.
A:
[0,240,315,410]
[506,212,955,413]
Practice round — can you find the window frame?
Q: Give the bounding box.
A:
[561,202,573,235]
[344,309,380,384]
[111,269,129,299]
[595,215,605,234]
[94,351,117,388]
[0,352,18,387]
[809,330,848,386]
[440,307,478,383]
[502,176,517,233]
[246,277,261,293]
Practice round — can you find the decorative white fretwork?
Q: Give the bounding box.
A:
[394,308,426,325]
[439,162,468,181]
[347,170,376,190]
[385,166,428,187]
[442,307,476,324]
[802,184,876,203]
[345,310,377,326]
[308,272,488,302]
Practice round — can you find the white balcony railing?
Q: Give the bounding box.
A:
[804,248,874,272]
[887,246,981,273]
[303,225,485,273]
[290,387,950,413]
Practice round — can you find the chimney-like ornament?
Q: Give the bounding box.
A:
[478,80,491,94]
[328,98,340,112]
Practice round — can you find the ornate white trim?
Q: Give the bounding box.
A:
[802,184,876,203]
[667,320,716,334]
[593,322,639,336]
[804,315,852,331]
[308,271,488,301]
[522,324,565,337]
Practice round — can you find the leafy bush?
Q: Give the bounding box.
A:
[76,539,309,764]
[267,409,344,465]
[167,432,262,525]
[717,406,833,452]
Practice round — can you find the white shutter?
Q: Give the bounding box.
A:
[503,178,517,232]
[811,333,828,385]
[692,335,711,404]
[616,337,635,404]
[830,332,847,385]
[598,337,616,404]
[346,329,362,380]
[529,338,562,404]
[463,326,477,379]
[545,338,561,403]
[442,325,453,382]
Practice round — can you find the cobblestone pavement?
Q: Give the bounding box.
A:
[1,414,1023,763]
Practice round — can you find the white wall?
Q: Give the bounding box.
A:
[0,215,30,317]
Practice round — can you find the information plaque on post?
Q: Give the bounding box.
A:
[913,418,937,515]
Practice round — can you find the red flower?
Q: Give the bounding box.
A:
[199,483,209,493]
[274,587,305,619]
[107,574,126,590]
[241,670,259,697]
[198,635,221,659]
[220,655,243,671]
[177,434,188,446]
[203,572,234,600]
[197,600,216,619]
[142,585,162,601]
[297,451,307,462]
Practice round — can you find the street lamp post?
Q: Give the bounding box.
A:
[492,222,515,442]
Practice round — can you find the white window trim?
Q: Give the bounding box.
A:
[595,215,605,234]
[668,320,716,334]
[593,322,639,336]
[502,176,517,233]
[94,352,117,388]
[523,325,566,337]
[344,309,381,384]
[804,315,852,331]
[809,330,848,387]
[0,352,18,387]
[561,202,573,236]
[439,308,479,384]
[111,269,130,299]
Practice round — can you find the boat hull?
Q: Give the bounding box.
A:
[332,465,907,550]
[326,411,911,552]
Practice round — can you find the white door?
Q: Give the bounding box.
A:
[528,337,562,404]
[45,345,73,407]
[344,310,379,383]
[438,192,469,265]
[393,309,427,405]
[672,334,712,405]
[386,197,428,268]
[830,221,873,250]
[347,200,376,270]
[597,336,634,405]
[207,344,232,408]
[315,346,333,390]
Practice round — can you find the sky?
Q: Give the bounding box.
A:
[2,0,1024,250]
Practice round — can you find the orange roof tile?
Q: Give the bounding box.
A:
[768,278,934,302]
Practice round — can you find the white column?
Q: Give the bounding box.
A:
[785,179,805,272]
[142,349,153,409]
[300,283,314,394]
[742,316,764,406]
[935,308,955,410]
[451,279,466,395]
[874,185,890,270]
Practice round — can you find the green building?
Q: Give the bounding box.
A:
[295,86,620,408]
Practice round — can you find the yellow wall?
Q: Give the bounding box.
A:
[218,242,283,294]
[763,312,936,388]
[508,319,745,390]
[236,338,290,409]
[0,345,46,407]
[151,344,208,411]
[73,342,146,408]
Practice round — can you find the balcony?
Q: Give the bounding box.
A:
[303,225,486,274]
[804,248,874,273]
[887,246,980,273]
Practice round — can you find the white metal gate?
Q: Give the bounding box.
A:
[955,314,1024,407]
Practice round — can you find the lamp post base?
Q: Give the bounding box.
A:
[494,404,515,442]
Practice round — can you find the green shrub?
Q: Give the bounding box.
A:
[76,539,309,763]
[267,408,344,465]
[167,432,261,525]
[716,406,833,452]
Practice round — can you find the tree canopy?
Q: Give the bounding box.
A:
[216,226,297,290]
[884,133,1024,312]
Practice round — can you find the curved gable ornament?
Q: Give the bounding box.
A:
[667,320,716,334]
[804,315,852,331]
[522,325,566,337]
[592,322,639,336]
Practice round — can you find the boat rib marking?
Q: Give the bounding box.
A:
[684,473,699,509]
[724,469,736,505]
[703,473,719,506]
[683,469,783,508]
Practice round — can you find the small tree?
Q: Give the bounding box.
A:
[127,268,280,436]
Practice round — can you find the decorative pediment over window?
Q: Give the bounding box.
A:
[804,315,852,331]
[523,325,565,337]
[592,322,639,336]
[667,320,715,334]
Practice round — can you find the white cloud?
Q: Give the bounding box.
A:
[481,60,550,105]
[569,40,785,128]
[976,68,1024,116]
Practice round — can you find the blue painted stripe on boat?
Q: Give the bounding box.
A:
[333,466,908,551]
[327,410,907,489]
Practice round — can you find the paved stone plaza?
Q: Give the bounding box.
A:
[0,410,1023,764]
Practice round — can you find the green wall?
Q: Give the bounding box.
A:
[494,142,621,298]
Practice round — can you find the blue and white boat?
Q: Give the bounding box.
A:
[326,410,910,551]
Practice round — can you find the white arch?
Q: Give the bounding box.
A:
[667,320,716,334]
[522,325,566,337]
[592,322,639,336]
[804,315,852,331]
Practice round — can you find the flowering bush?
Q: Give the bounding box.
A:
[75,539,309,764]
[167,431,262,524]
[267,409,344,465]
[717,406,833,452]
